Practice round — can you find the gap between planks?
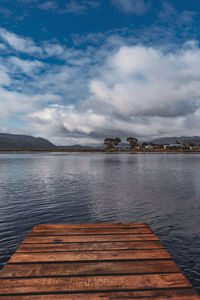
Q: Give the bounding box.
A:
[0,288,199,300]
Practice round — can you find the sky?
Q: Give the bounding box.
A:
[0,0,200,145]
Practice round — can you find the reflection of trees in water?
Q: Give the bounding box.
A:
[85,153,200,227]
[86,154,154,222]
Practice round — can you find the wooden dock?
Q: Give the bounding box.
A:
[0,223,199,299]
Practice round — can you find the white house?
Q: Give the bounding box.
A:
[190,146,199,150]
[116,142,130,150]
[145,144,154,149]
[164,144,182,150]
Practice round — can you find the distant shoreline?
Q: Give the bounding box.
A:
[1,149,200,153]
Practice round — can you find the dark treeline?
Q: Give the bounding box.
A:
[104,137,138,150]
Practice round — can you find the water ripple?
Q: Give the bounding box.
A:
[0,152,199,294]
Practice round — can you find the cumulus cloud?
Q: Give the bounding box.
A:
[27,104,106,142]
[1,27,200,144]
[0,43,6,50]
[159,1,196,27]
[8,57,44,74]
[0,27,43,55]
[0,87,61,120]
[0,64,10,86]
[38,1,58,11]
[27,40,200,144]
[111,0,147,15]
[44,43,64,57]
[88,44,200,118]
[0,27,68,59]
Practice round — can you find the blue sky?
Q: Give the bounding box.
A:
[0,0,200,144]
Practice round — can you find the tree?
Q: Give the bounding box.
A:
[127,137,138,150]
[104,137,114,149]
[113,137,121,147]
[188,142,195,147]
[141,142,148,148]
[104,137,121,150]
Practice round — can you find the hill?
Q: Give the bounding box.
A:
[151,136,200,145]
[57,144,94,150]
[0,133,56,149]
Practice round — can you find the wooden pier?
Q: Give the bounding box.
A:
[0,223,199,299]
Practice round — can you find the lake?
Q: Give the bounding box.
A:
[0,152,200,293]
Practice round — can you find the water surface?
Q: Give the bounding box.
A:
[0,152,200,293]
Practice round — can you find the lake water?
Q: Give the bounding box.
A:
[0,152,200,293]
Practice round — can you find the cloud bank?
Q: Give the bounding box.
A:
[111,0,148,15]
[0,27,200,144]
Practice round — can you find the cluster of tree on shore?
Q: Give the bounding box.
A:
[103,137,200,151]
[104,137,138,150]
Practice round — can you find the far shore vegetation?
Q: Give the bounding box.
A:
[1,136,200,152]
[102,136,200,152]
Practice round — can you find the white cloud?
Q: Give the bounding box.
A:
[0,28,43,55]
[0,69,10,86]
[39,1,58,10]
[0,85,61,120]
[26,40,200,144]
[159,1,196,28]
[111,0,147,15]
[8,57,44,74]
[0,43,6,50]
[0,28,68,58]
[44,43,64,56]
[88,43,200,120]
[1,26,200,144]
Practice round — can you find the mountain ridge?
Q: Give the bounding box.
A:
[1,133,200,149]
[150,136,200,144]
[0,133,56,149]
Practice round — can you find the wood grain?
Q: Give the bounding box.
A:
[0,222,198,299]
[0,260,179,278]
[9,249,171,263]
[0,289,198,299]
[16,240,164,252]
[33,223,148,230]
[0,273,191,294]
[23,234,159,243]
[29,227,152,236]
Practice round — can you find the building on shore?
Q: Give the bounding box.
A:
[164,144,182,150]
[145,144,154,150]
[190,145,200,150]
[115,142,130,151]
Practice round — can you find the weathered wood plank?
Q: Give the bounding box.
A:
[0,223,198,298]
[8,249,171,263]
[0,289,198,300]
[33,223,148,230]
[0,260,179,278]
[23,234,159,243]
[16,241,164,252]
[29,227,152,236]
[0,273,191,294]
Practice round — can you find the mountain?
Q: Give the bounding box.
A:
[150,136,200,145]
[57,144,94,149]
[0,133,56,149]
